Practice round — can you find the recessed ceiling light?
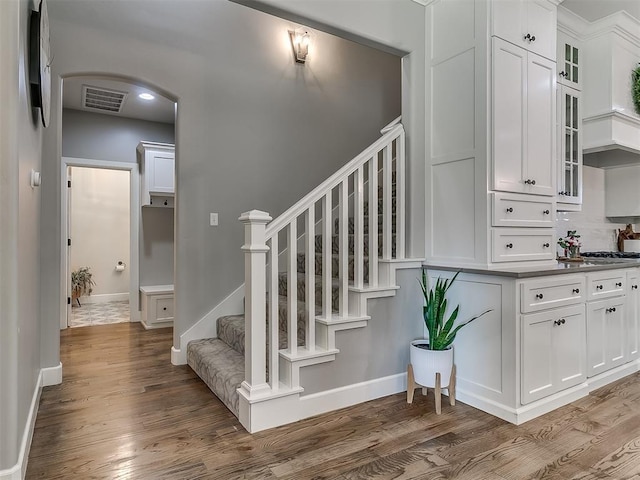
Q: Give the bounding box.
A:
[138,93,155,100]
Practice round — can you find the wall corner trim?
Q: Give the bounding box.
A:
[170,347,182,365]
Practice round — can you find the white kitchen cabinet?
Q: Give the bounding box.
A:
[522,304,586,404]
[557,32,581,90]
[627,270,640,361]
[587,298,626,377]
[520,274,585,313]
[491,193,555,228]
[492,38,556,197]
[492,0,557,60]
[427,0,558,268]
[137,141,175,207]
[557,86,582,210]
[491,228,555,263]
[586,270,626,301]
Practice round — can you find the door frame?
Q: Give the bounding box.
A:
[60,157,140,329]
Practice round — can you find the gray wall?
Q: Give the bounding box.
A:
[62,109,176,289]
[237,0,427,393]
[62,109,174,163]
[41,0,409,364]
[0,0,43,470]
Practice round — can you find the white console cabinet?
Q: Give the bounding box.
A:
[137,141,175,208]
[140,285,174,329]
[428,266,640,425]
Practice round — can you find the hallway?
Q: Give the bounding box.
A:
[27,323,640,479]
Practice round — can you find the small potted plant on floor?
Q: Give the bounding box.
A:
[71,266,95,307]
[410,269,491,389]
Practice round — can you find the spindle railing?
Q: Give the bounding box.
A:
[240,118,405,396]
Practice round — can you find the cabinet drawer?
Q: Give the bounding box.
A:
[155,296,174,322]
[491,228,555,263]
[492,193,555,227]
[521,275,585,313]
[587,271,626,300]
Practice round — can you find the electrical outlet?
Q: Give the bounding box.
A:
[210,213,219,226]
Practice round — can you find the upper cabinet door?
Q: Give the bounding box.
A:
[492,0,556,61]
[557,31,582,90]
[492,39,555,196]
[526,52,556,196]
[525,1,556,60]
[492,39,527,195]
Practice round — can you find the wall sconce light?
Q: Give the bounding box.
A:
[289,29,309,64]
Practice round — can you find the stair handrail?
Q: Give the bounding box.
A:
[265,123,404,239]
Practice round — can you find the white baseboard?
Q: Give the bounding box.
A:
[41,362,62,386]
[78,293,129,305]
[173,284,244,365]
[299,372,407,419]
[0,370,43,480]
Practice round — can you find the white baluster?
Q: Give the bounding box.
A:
[369,157,378,287]
[338,180,348,316]
[382,144,392,260]
[268,235,279,390]
[322,194,332,318]
[353,166,364,289]
[239,210,272,396]
[397,132,406,259]
[287,220,297,355]
[305,207,315,351]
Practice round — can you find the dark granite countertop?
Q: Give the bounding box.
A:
[425,258,640,278]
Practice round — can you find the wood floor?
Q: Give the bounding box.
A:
[27,323,640,480]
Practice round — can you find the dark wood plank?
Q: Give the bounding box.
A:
[25,323,640,479]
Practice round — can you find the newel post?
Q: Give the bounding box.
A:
[238,210,272,396]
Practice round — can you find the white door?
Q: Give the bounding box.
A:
[587,298,626,377]
[522,310,555,404]
[627,271,640,361]
[554,305,586,391]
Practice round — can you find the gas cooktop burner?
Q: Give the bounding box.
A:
[582,251,640,259]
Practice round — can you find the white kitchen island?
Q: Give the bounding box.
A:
[427,260,640,424]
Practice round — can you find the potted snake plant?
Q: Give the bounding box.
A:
[410,269,491,388]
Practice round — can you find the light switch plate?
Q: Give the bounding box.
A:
[210,213,219,226]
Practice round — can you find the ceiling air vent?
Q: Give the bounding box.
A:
[82,85,128,113]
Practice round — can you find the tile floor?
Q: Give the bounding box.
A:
[70,300,130,328]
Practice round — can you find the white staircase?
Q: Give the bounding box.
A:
[187,118,422,432]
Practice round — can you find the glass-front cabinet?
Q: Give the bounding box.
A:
[558,86,582,209]
[557,32,581,90]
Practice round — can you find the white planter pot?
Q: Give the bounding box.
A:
[410,340,454,388]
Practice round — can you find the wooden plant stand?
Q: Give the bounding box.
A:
[406,363,456,414]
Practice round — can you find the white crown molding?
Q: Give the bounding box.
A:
[410,0,431,6]
[557,5,590,39]
[558,8,640,48]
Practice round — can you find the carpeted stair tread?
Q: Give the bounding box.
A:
[315,233,397,257]
[279,271,340,312]
[334,214,397,235]
[187,338,244,418]
[296,252,370,283]
[217,297,312,355]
